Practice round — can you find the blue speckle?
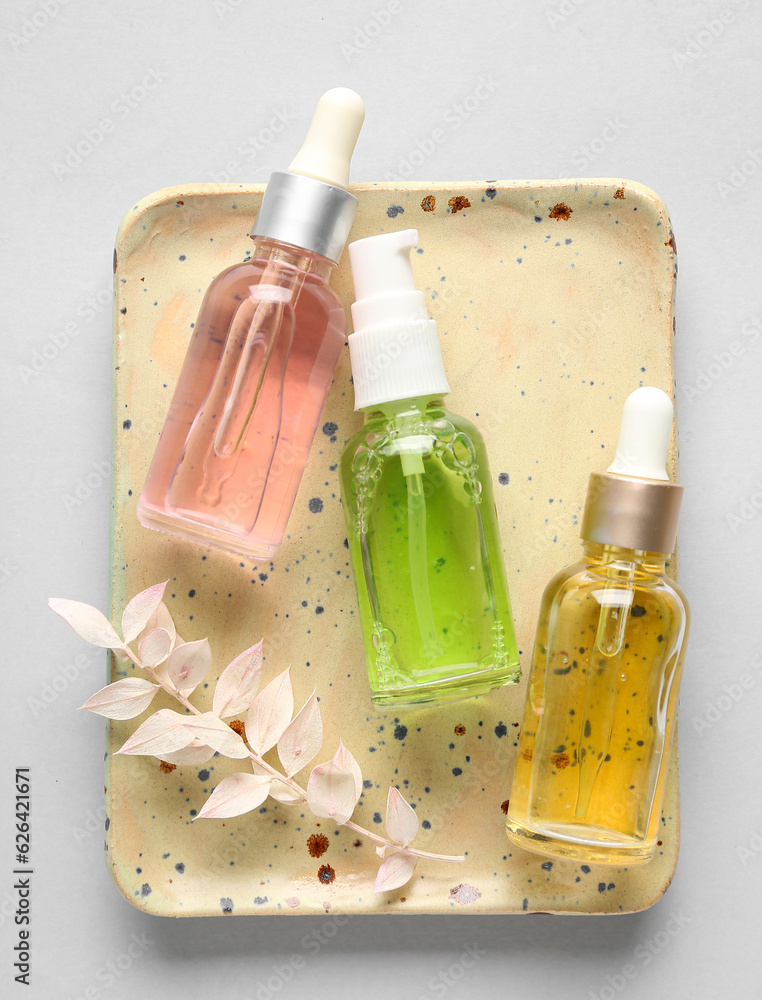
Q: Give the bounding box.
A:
[495,722,508,739]
[387,204,405,218]
[373,812,382,824]
[178,255,186,261]
[452,767,463,776]
[485,188,496,199]
[541,861,553,871]
[253,896,268,905]
[198,770,210,782]
[498,473,510,485]
[581,865,591,874]
[308,497,324,514]
[175,863,185,873]
[140,883,151,897]
[363,779,372,789]
[394,724,408,741]
[422,820,431,829]
[221,897,234,913]
[598,882,606,893]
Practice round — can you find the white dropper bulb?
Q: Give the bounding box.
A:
[287,87,365,190]
[606,386,673,481]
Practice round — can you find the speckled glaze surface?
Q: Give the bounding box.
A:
[109,179,680,917]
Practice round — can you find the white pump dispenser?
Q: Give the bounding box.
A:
[347,229,450,410]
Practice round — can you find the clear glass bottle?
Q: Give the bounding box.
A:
[506,387,689,865]
[340,230,520,708]
[137,89,365,560]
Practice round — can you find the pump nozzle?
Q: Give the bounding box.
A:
[288,87,365,190]
[606,387,673,481]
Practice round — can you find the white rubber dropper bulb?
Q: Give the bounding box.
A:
[606,386,673,481]
[288,87,365,190]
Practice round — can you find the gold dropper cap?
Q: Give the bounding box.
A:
[580,388,684,555]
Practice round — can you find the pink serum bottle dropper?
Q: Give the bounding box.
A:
[138,88,365,560]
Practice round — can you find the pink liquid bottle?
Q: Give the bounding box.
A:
[138,88,365,559]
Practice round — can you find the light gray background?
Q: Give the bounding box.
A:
[2,0,761,997]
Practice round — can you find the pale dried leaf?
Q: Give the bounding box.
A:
[166,638,211,696]
[181,712,249,759]
[306,758,361,826]
[277,691,322,777]
[138,628,173,668]
[333,741,363,800]
[116,709,194,756]
[372,851,418,894]
[196,773,271,820]
[249,759,303,804]
[80,677,159,720]
[212,641,262,718]
[375,846,387,859]
[159,742,216,766]
[137,601,177,650]
[49,597,123,650]
[245,668,293,755]
[384,787,420,847]
[121,582,168,644]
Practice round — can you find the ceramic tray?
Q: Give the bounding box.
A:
[109,179,680,916]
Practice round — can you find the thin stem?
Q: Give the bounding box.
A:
[128,645,463,864]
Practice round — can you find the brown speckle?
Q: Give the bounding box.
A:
[614,187,625,199]
[229,719,245,737]
[448,196,471,213]
[657,840,663,846]
[159,761,177,774]
[308,833,330,859]
[421,195,436,212]
[500,799,510,814]
[317,864,335,884]
[549,202,572,220]
[353,839,362,848]
[665,233,677,254]
[112,248,117,273]
[176,200,184,205]
[454,723,466,736]
[400,896,406,902]
[522,747,533,762]
[550,752,570,770]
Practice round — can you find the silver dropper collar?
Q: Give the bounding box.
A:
[251,171,358,265]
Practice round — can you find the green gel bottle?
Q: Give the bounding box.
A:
[340,229,520,708]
